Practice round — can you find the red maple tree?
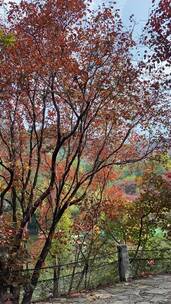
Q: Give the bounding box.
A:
[0,1,170,303]
[145,0,171,64]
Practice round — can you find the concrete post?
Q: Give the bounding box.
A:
[117,244,131,282]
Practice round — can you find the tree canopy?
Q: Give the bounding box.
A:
[0,1,170,303]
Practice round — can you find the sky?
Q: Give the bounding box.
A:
[2,0,154,42]
[118,0,152,21]
[94,0,153,37]
[3,0,153,28]
[120,0,152,30]
[1,0,154,60]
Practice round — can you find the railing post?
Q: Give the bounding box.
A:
[53,261,60,298]
[117,244,131,282]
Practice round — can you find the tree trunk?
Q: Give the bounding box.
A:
[0,285,20,304]
[0,286,9,304]
[21,234,53,304]
[10,286,20,304]
[21,206,67,304]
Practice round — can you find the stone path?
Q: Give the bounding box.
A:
[39,274,171,303]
